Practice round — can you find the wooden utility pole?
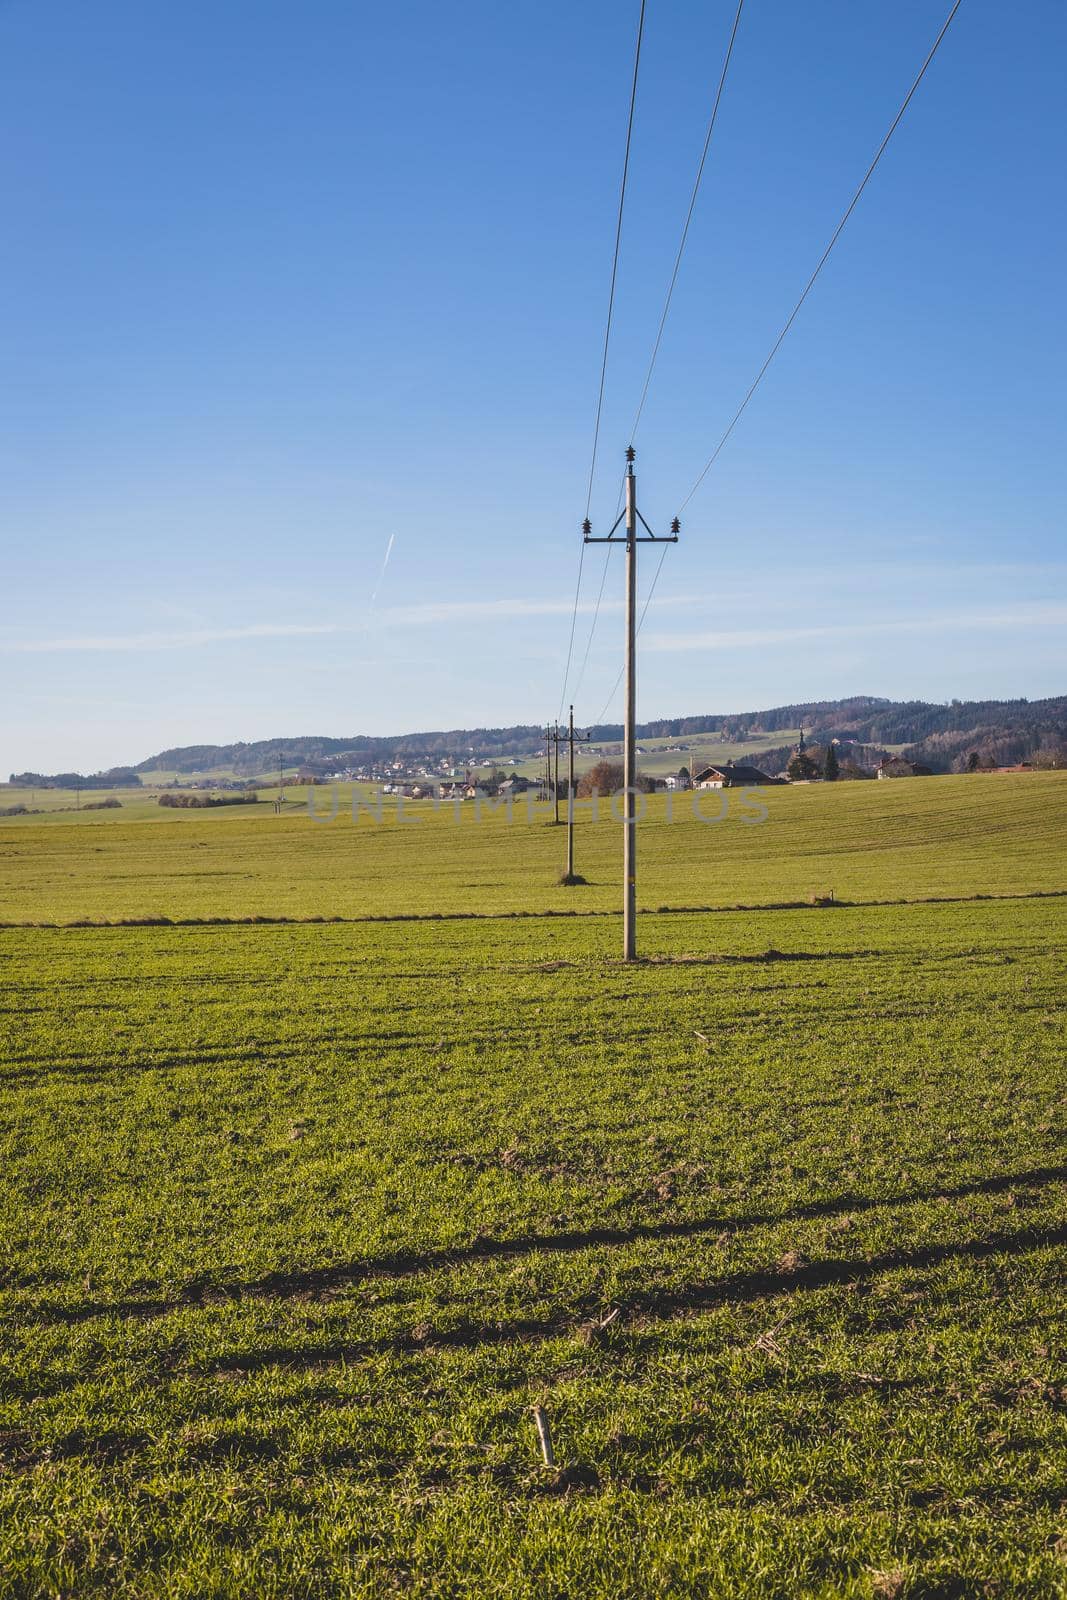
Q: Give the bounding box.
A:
[565,704,590,881]
[543,722,564,822]
[567,706,577,878]
[583,447,678,960]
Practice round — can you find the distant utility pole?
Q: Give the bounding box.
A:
[543,722,564,821]
[565,704,590,881]
[584,447,678,960]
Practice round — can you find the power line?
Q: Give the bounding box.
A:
[572,2,744,707]
[594,0,962,723]
[557,540,588,726]
[592,539,669,725]
[676,0,964,515]
[629,0,745,446]
[571,538,615,703]
[558,0,648,722]
[570,463,628,703]
[586,0,647,522]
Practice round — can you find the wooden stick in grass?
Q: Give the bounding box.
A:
[531,1405,554,1467]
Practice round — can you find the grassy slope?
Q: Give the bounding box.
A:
[0,779,1064,1596]
[0,786,166,817]
[0,773,1064,924]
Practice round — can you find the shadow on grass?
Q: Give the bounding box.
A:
[3,886,1065,931]
[201,1221,1067,1374]
[207,1162,1067,1304]
[23,1166,1064,1332]
[637,948,878,966]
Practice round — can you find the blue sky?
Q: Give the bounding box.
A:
[2,0,1064,772]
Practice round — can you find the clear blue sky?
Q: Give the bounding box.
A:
[2,0,1064,771]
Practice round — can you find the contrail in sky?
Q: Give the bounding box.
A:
[370,533,396,606]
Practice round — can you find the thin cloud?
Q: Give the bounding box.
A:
[8,583,1063,657]
[378,594,716,625]
[644,604,1067,653]
[4,599,639,653]
[2,622,340,654]
[379,597,627,625]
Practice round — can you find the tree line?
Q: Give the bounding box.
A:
[8,767,143,789]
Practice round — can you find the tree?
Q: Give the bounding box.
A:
[824,743,839,782]
[576,760,625,798]
[966,751,980,772]
[786,751,819,783]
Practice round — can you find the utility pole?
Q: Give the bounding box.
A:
[567,706,576,878]
[584,447,678,960]
[565,704,590,881]
[543,722,564,821]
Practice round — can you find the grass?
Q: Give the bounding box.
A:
[0,771,1064,924]
[0,775,1064,1595]
[0,785,162,818]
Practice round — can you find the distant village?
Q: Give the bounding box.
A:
[290,728,1030,802]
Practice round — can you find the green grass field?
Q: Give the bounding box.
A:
[1,776,1064,1596]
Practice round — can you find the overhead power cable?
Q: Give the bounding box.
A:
[570,463,627,703]
[572,537,616,703]
[628,0,745,446]
[676,0,964,515]
[593,541,670,725]
[585,0,648,524]
[596,0,963,720]
[571,1,744,707]
[558,0,648,722]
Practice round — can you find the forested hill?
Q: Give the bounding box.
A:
[135,694,1067,777]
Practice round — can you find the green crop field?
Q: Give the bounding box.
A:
[1,775,1064,1596]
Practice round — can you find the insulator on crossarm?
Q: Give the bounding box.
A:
[671,517,681,535]
[582,518,592,537]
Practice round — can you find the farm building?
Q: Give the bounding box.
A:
[877,757,934,779]
[437,781,486,801]
[692,761,776,788]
